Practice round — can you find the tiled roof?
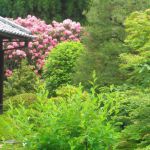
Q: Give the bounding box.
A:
[0,16,34,39]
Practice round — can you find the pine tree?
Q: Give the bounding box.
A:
[73,0,150,88]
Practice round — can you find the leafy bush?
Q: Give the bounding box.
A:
[4,93,37,111]
[90,84,150,150]
[4,60,38,98]
[0,83,119,149]
[4,16,82,75]
[120,9,150,86]
[136,145,150,150]
[43,41,85,96]
[0,115,14,140]
[114,9,150,149]
[26,85,119,150]
[110,87,150,150]
[56,85,89,100]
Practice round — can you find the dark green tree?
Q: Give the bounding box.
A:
[0,0,12,17]
[73,0,150,88]
[0,0,92,23]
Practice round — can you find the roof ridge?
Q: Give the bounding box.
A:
[0,16,31,34]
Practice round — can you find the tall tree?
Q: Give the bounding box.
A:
[0,0,92,23]
[73,0,150,88]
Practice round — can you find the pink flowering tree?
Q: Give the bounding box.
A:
[4,15,82,76]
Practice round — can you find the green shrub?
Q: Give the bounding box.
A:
[43,41,85,96]
[136,145,150,150]
[0,83,119,150]
[4,60,38,98]
[91,85,150,150]
[4,93,37,111]
[54,85,90,102]
[112,88,150,150]
[26,85,119,150]
[120,9,150,86]
[0,115,14,140]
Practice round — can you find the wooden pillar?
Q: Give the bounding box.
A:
[0,38,4,114]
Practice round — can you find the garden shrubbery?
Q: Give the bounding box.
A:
[4,16,82,75]
[43,41,85,96]
[113,9,150,149]
[0,84,119,150]
[114,88,150,149]
[4,93,37,111]
[1,84,150,149]
[4,60,38,98]
[120,9,150,86]
[27,85,119,150]
[1,3,150,150]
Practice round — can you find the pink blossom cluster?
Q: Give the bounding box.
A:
[4,15,82,76]
[5,69,13,77]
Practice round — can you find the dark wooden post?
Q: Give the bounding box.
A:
[0,38,4,114]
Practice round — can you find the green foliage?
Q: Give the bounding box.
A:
[1,3,150,150]
[74,0,150,88]
[43,42,85,96]
[4,93,37,111]
[0,0,12,17]
[0,116,14,140]
[0,94,45,146]
[56,85,80,97]
[4,60,38,98]
[86,84,150,150]
[120,9,150,86]
[0,0,92,23]
[51,85,90,105]
[0,83,119,149]
[26,85,119,150]
[112,87,150,150]
[81,6,150,149]
[136,145,150,150]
